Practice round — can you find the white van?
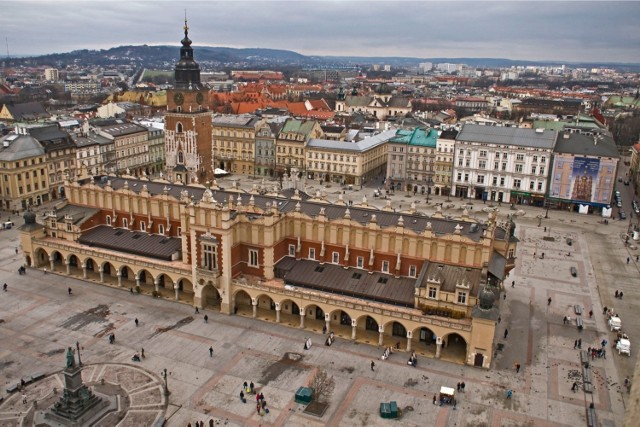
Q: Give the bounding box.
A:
[617,338,630,356]
[2,221,14,229]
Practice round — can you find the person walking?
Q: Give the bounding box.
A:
[3,283,6,292]
[512,280,515,288]
[627,257,630,264]
[22,393,27,404]
[461,382,466,392]
[68,287,72,296]
[547,297,552,305]
[371,360,375,371]
[571,382,577,392]
[195,307,199,314]
[134,318,139,327]
[563,316,567,324]
[574,340,578,349]
[578,339,582,349]
[204,315,208,323]
[588,310,593,318]
[515,363,521,373]
[209,346,213,357]
[504,329,509,339]
[141,348,145,359]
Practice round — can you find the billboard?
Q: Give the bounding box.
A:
[550,155,615,204]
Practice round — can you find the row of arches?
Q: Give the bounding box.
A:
[28,246,473,364]
[30,248,222,306]
[232,290,469,363]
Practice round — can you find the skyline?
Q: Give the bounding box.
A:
[2,1,640,64]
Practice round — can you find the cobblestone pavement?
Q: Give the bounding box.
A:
[0,175,637,426]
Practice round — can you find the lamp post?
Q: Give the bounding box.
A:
[162,368,170,396]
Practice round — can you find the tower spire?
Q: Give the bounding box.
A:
[184,9,189,38]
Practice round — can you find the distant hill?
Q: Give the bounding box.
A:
[6,45,640,71]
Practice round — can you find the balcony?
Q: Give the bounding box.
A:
[196,266,221,282]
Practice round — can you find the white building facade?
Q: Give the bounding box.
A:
[452,124,557,206]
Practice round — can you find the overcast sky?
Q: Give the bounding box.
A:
[2,1,639,63]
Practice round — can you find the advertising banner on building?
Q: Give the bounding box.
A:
[550,155,615,204]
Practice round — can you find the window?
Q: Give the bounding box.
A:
[539,167,545,175]
[500,177,505,186]
[288,244,295,256]
[332,251,339,264]
[106,215,111,226]
[538,181,543,191]
[516,154,524,161]
[479,160,486,169]
[531,165,537,174]
[456,172,462,181]
[530,181,535,190]
[515,164,523,173]
[513,179,521,189]
[464,173,469,182]
[502,162,507,171]
[382,260,389,273]
[203,243,217,270]
[357,256,364,268]
[477,175,485,184]
[123,218,128,228]
[249,249,259,267]
[140,221,146,232]
[158,224,165,235]
[309,248,315,260]
[494,161,499,170]
[66,223,72,232]
[409,265,417,277]
[479,150,487,157]
[502,153,508,159]
[533,155,538,162]
[457,292,467,304]
[428,287,437,299]
[492,177,498,185]
[541,156,546,163]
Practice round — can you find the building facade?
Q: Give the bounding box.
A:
[0,127,49,211]
[434,129,457,196]
[452,124,556,205]
[386,128,437,193]
[275,118,324,176]
[93,120,151,177]
[20,175,517,369]
[211,114,263,176]
[254,122,280,177]
[547,132,619,212]
[306,130,394,186]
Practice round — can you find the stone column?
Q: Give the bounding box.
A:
[154,278,160,293]
[378,325,385,346]
[49,256,54,272]
[406,331,413,352]
[298,309,305,328]
[135,275,140,288]
[173,282,179,300]
[117,271,122,287]
[275,303,281,323]
[252,298,258,318]
[351,319,357,340]
[82,266,87,279]
[65,260,70,275]
[435,337,443,359]
[324,313,331,334]
[99,267,104,283]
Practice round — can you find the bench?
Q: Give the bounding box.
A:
[580,351,589,365]
[583,382,593,393]
[5,383,19,394]
[576,317,584,330]
[30,372,45,382]
[586,407,597,427]
[582,366,592,385]
[574,305,583,315]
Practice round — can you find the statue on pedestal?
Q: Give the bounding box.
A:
[65,347,75,369]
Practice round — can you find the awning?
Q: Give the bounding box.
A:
[440,386,455,396]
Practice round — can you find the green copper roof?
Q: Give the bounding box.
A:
[281,118,317,136]
[390,128,437,147]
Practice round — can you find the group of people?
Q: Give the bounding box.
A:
[108,333,116,344]
[407,351,417,367]
[380,346,394,360]
[325,331,335,346]
[131,348,145,362]
[239,381,269,415]
[17,266,26,275]
[614,290,624,299]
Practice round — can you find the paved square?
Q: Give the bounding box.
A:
[0,198,635,426]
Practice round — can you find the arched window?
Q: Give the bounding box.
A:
[176,122,183,133]
[178,151,184,164]
[106,215,111,226]
[158,224,165,235]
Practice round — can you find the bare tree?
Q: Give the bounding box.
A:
[310,369,335,403]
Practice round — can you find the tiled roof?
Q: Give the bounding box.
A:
[5,102,49,121]
[553,132,619,158]
[275,257,416,307]
[0,133,45,161]
[79,225,181,261]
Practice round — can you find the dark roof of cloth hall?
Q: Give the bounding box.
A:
[78,225,181,261]
[275,257,416,307]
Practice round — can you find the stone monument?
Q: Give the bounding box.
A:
[42,346,110,426]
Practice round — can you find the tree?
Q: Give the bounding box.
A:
[310,369,335,403]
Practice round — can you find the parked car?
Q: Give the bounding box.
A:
[570,266,577,277]
[619,210,627,220]
[617,200,623,208]
[624,180,630,186]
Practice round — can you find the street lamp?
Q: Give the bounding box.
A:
[161,368,170,396]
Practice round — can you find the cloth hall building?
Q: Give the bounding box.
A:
[19,173,516,369]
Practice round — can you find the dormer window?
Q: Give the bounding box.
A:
[158,224,165,235]
[106,215,111,226]
[122,218,128,228]
[457,291,467,304]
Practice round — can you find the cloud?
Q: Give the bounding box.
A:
[1,1,639,63]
